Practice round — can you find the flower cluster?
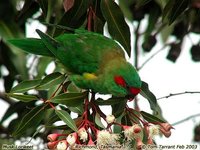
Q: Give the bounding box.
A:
[46,113,173,150]
[97,130,120,145]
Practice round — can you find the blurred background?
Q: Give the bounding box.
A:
[0,0,200,148]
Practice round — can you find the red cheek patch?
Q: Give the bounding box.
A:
[130,87,141,95]
[114,76,126,87]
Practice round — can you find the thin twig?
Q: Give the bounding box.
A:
[186,34,195,45]
[157,91,200,100]
[0,92,15,105]
[138,42,172,70]
[172,113,200,126]
[134,21,140,68]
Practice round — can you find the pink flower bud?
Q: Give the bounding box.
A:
[147,137,154,144]
[136,138,143,150]
[160,127,171,137]
[123,126,133,140]
[87,138,95,145]
[132,124,143,139]
[159,123,174,131]
[122,125,130,130]
[123,124,143,140]
[158,122,173,137]
[47,133,60,142]
[47,141,59,149]
[133,126,142,134]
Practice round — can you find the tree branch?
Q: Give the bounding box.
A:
[157,91,200,100]
[172,113,200,126]
[0,92,15,105]
[134,21,140,69]
[138,42,172,70]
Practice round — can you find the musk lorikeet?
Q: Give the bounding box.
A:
[9,29,142,98]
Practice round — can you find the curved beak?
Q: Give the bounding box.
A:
[126,87,141,101]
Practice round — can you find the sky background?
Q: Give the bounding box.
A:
[138,28,200,145]
[0,17,200,147]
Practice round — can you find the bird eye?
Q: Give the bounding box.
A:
[126,85,130,89]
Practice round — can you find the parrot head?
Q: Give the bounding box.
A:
[114,75,141,99]
[102,61,142,99]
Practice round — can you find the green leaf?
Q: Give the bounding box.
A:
[0,20,24,39]
[101,0,131,56]
[140,81,158,112]
[62,81,72,91]
[36,29,60,58]
[68,105,84,115]
[29,125,45,143]
[16,0,39,24]
[112,100,126,117]
[10,79,41,93]
[0,41,18,77]
[54,0,89,36]
[55,109,78,131]
[1,40,28,80]
[160,23,174,43]
[169,0,189,24]
[4,75,15,93]
[0,102,27,124]
[36,72,66,90]
[95,97,125,105]
[0,21,15,39]
[140,111,165,123]
[12,105,45,137]
[155,0,167,9]
[144,3,161,41]
[45,111,60,125]
[51,92,87,107]
[121,114,132,126]
[45,124,68,130]
[127,108,140,124]
[37,0,48,18]
[113,112,124,133]
[153,104,166,122]
[47,84,62,99]
[118,0,133,21]
[7,93,38,102]
[163,0,189,24]
[93,13,105,34]
[95,113,105,129]
[162,0,173,21]
[36,57,53,78]
[8,38,53,57]
[136,0,152,7]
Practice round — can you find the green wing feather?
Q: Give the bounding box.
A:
[36,29,125,74]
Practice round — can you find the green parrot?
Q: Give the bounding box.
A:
[9,29,142,98]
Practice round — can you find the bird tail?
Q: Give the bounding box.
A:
[8,37,53,57]
[8,29,62,58]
